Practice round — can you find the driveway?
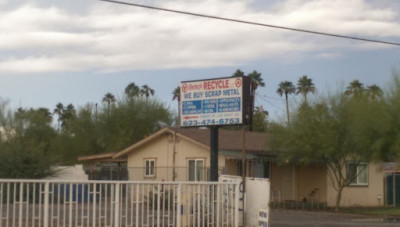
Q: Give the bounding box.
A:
[270,209,400,227]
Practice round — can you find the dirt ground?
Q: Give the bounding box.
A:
[270,209,400,227]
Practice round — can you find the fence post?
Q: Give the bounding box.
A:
[234,183,240,227]
[43,182,49,227]
[114,183,120,227]
[157,183,161,227]
[18,182,23,227]
[92,183,97,227]
[177,183,181,227]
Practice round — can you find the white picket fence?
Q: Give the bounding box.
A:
[0,180,239,227]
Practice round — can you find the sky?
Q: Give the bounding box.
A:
[0,0,399,122]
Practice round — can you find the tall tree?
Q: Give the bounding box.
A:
[140,85,155,101]
[296,75,315,103]
[271,93,390,210]
[96,98,173,154]
[345,80,364,97]
[172,86,181,125]
[367,84,383,100]
[277,81,296,124]
[125,82,140,98]
[232,70,265,131]
[252,106,268,132]
[61,104,76,132]
[102,92,116,115]
[231,69,245,77]
[1,106,56,178]
[53,103,64,132]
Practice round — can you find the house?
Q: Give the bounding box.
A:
[112,127,273,181]
[78,127,386,207]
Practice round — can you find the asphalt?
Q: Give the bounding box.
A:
[270,209,400,227]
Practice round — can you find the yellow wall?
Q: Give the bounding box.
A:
[326,161,384,207]
[124,131,384,207]
[126,132,226,181]
[296,165,327,203]
[270,164,327,203]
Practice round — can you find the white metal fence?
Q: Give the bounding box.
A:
[0,180,239,227]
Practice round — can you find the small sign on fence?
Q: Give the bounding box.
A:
[258,209,269,227]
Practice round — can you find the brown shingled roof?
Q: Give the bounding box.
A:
[170,127,272,155]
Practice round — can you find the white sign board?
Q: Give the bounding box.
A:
[180,77,250,127]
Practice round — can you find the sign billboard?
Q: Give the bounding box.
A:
[180,76,251,127]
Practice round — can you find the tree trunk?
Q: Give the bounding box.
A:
[285,93,290,124]
[335,185,345,211]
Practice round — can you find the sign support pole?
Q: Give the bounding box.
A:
[241,126,246,226]
[210,126,219,181]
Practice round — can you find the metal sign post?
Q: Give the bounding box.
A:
[210,126,219,181]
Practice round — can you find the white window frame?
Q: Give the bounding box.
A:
[144,159,156,178]
[188,159,205,181]
[347,162,368,186]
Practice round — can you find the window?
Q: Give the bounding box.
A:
[188,159,204,181]
[145,159,155,177]
[347,162,368,186]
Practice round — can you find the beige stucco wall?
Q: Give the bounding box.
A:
[126,132,226,181]
[326,161,384,207]
[127,134,171,181]
[296,165,327,203]
[270,163,284,200]
[270,164,327,203]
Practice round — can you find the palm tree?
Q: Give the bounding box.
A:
[140,85,155,101]
[231,69,245,77]
[231,69,265,130]
[248,71,265,131]
[277,81,296,124]
[61,104,76,131]
[296,75,315,103]
[172,86,181,125]
[367,84,383,100]
[125,82,140,98]
[248,70,265,92]
[345,80,364,97]
[103,92,116,115]
[53,102,64,132]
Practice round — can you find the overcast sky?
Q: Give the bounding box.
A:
[0,0,399,121]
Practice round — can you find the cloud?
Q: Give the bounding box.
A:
[0,0,399,74]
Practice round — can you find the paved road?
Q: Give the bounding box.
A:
[270,209,400,227]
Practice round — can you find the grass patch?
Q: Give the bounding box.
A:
[341,208,400,216]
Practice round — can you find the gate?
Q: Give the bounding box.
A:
[0,180,239,227]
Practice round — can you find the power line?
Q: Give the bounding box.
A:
[259,94,282,101]
[256,93,286,113]
[100,0,400,47]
